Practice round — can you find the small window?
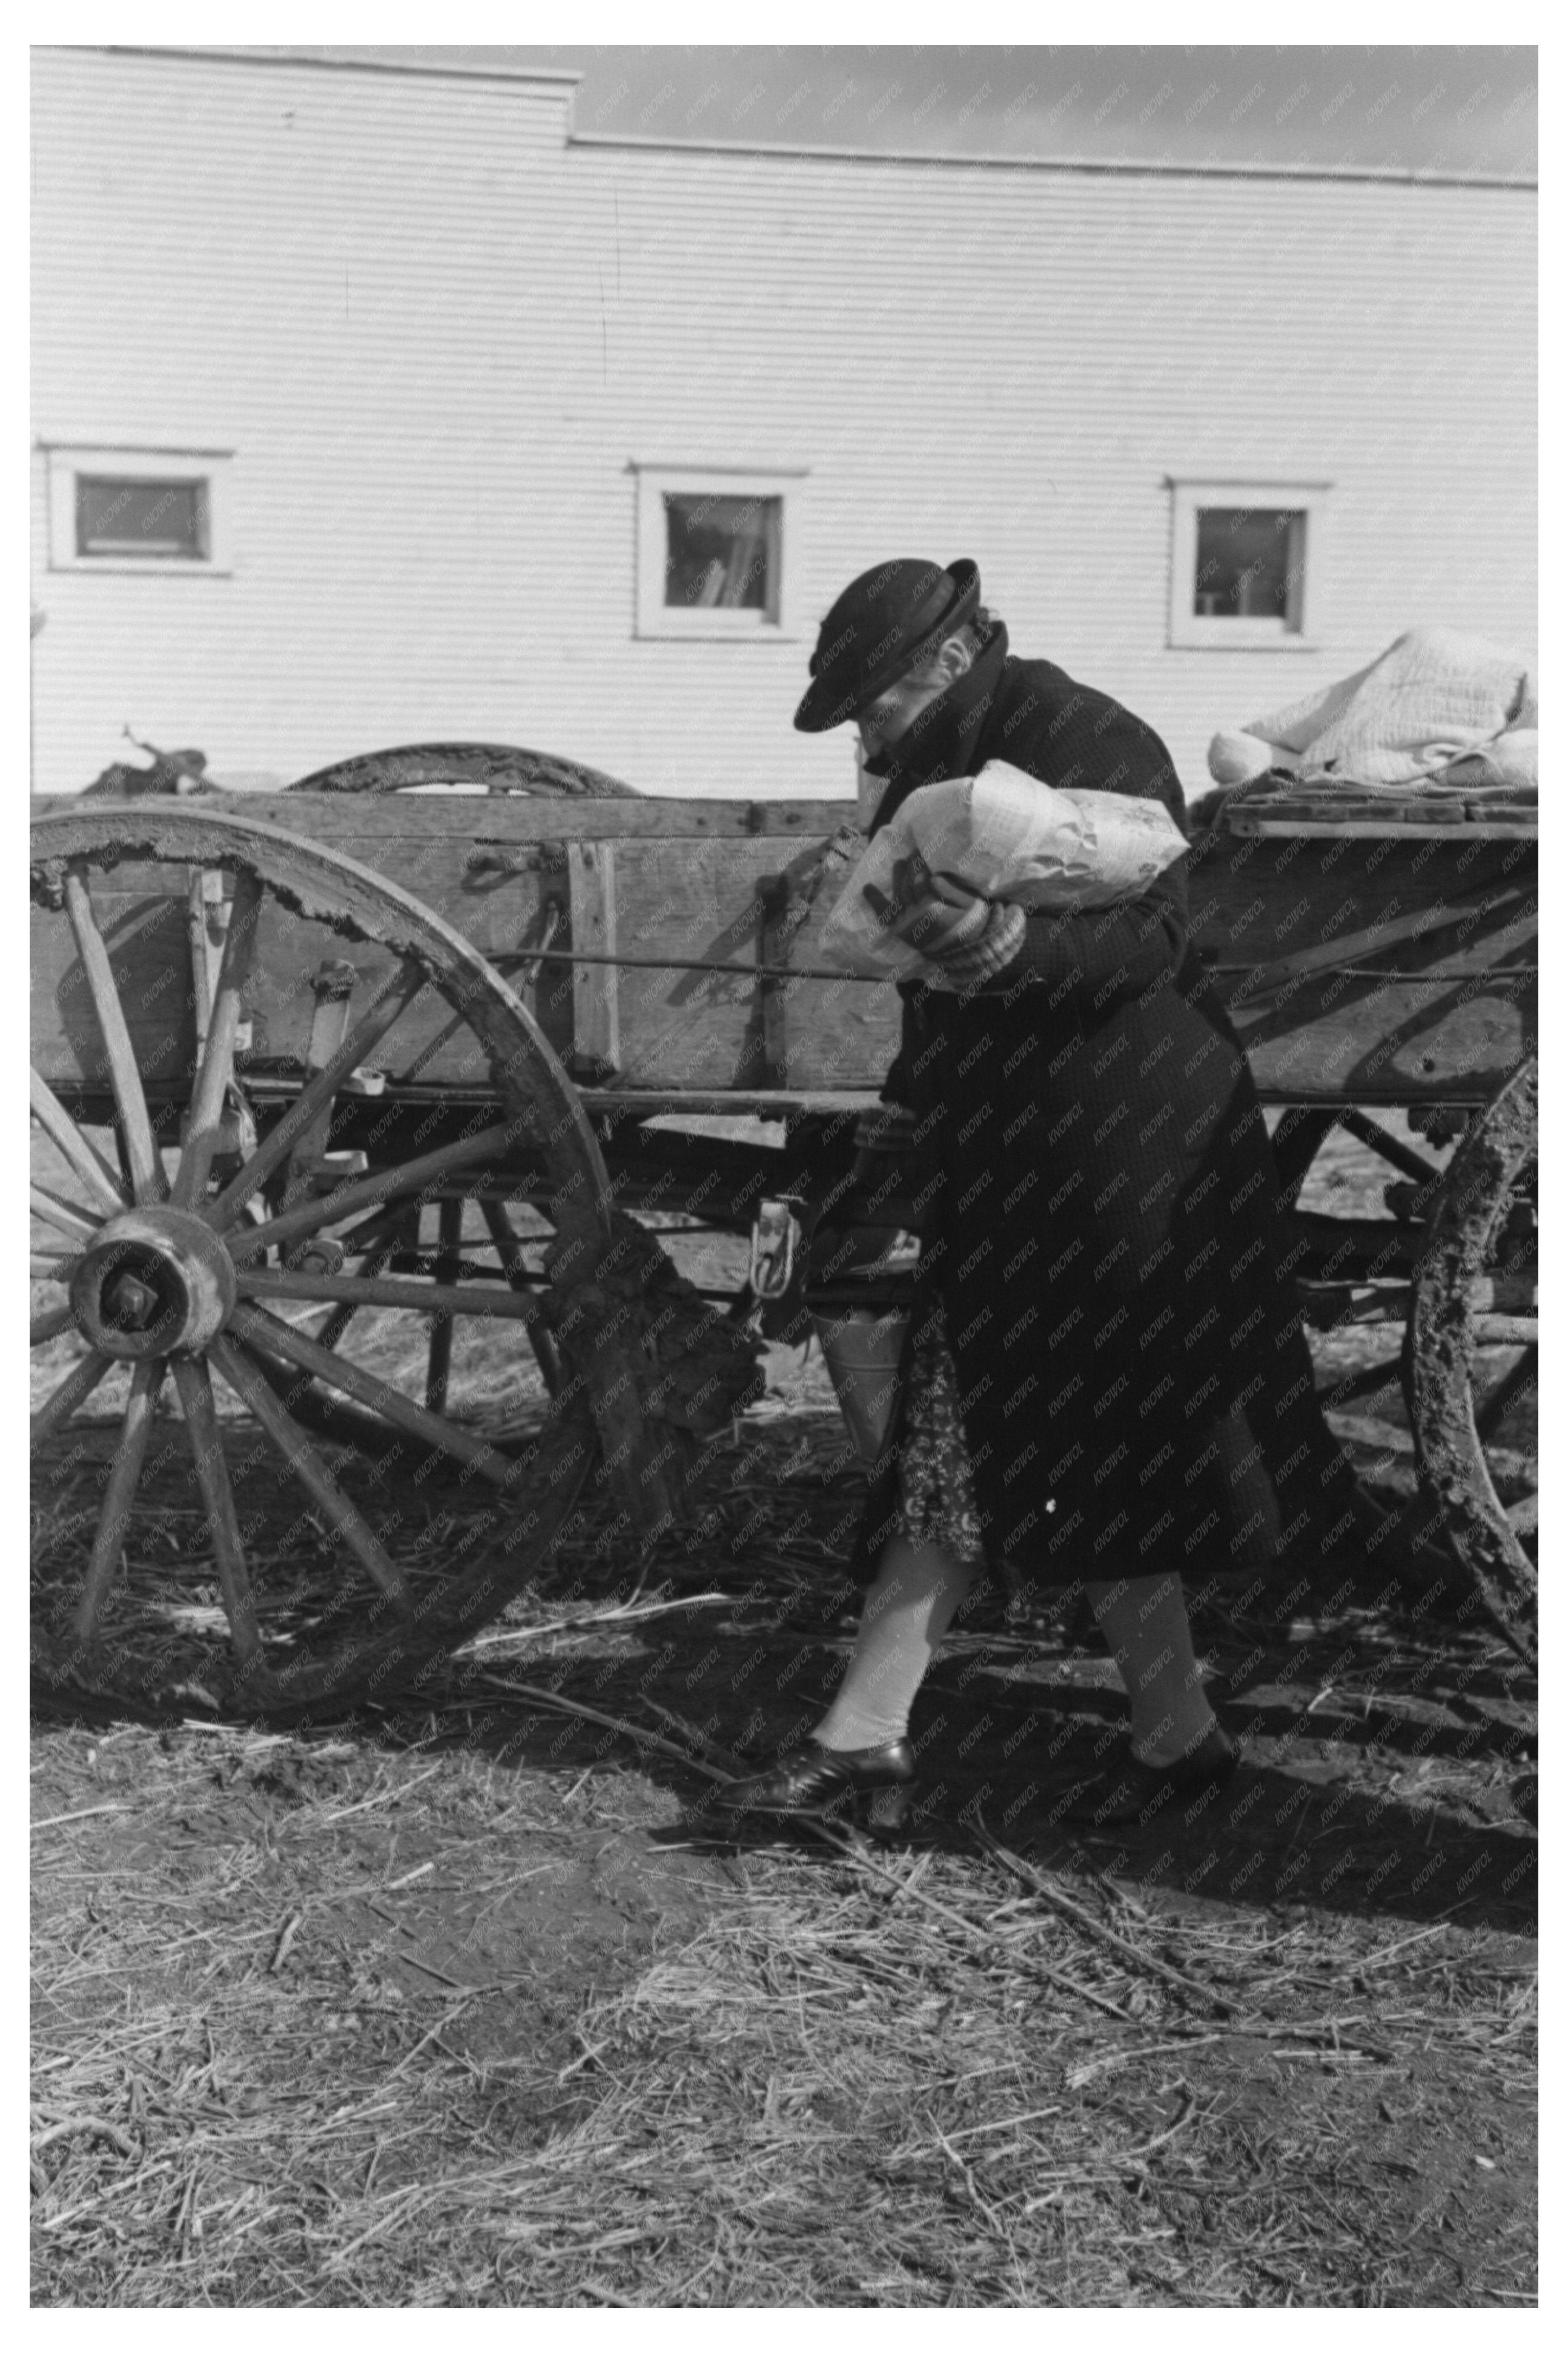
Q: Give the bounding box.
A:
[45,445,233,574]
[76,477,210,561]
[633,465,805,640]
[664,492,780,615]
[1193,507,1301,622]
[1167,478,1329,649]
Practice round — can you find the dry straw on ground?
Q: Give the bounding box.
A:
[30,1714,1537,2307]
[32,1405,1537,2306]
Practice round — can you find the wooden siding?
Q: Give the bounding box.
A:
[31,48,1537,803]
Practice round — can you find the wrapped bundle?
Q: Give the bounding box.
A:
[821,761,1188,979]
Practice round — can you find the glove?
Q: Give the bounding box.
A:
[859,849,992,958]
[921,899,1027,990]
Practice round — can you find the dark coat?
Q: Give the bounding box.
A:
[857,622,1352,1593]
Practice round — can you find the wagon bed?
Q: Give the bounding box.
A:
[30,772,1537,1717]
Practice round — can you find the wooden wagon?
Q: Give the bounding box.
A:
[30,746,1538,1719]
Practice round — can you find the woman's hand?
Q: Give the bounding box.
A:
[919,901,1027,990]
[861,849,990,956]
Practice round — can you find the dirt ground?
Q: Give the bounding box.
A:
[31,1122,1537,2306]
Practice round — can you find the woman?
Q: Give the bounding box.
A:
[718,557,1358,1833]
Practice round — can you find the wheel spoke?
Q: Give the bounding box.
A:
[236,1266,547,1322]
[226,1121,518,1265]
[168,1355,272,1687]
[1270,1108,1338,1208]
[204,967,432,1229]
[172,868,264,1209]
[313,1238,399,1351]
[30,1183,100,1242]
[1476,1343,1538,1443]
[1320,1352,1403,1409]
[31,1256,81,1285]
[30,1069,128,1217]
[207,1334,411,1611]
[61,867,165,1204]
[1505,1493,1539,1539]
[229,1302,524,1489]
[1337,1107,1443,1185]
[71,1359,163,1647]
[31,1351,113,1450]
[425,1197,463,1413]
[481,1198,563,1395]
[31,1253,82,1282]
[31,1304,75,1346]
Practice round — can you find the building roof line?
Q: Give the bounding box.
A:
[568,126,1535,191]
[85,44,582,89]
[48,51,1536,188]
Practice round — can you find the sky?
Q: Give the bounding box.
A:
[291,43,1538,180]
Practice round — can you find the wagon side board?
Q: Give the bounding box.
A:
[31,794,1536,1110]
[1188,822,1537,1103]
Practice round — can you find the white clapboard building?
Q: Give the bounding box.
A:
[31,45,1537,800]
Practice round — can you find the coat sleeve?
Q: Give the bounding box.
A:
[970,865,1188,1011]
[878,981,927,1106]
[970,687,1192,1011]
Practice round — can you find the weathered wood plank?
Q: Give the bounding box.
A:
[566,841,620,1081]
[1226,967,1536,1102]
[1186,827,1536,962]
[31,792,861,841]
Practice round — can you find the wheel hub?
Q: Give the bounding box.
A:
[70,1208,237,1360]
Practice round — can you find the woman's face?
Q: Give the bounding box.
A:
[854,637,971,757]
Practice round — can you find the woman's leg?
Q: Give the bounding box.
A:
[813,1535,976,1752]
[1083,1570,1221,1767]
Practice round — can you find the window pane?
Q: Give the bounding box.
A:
[1193,507,1300,620]
[76,477,208,559]
[663,492,779,614]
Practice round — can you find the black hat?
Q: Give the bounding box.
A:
[793,558,982,733]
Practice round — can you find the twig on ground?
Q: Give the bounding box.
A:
[798,1815,1138,2024]
[476,1676,730,1782]
[978,1822,1232,2018]
[638,1698,749,1774]
[268,1911,303,1975]
[466,1592,733,1650]
[1020,2087,1200,2209]
[30,2113,137,2160]
[1066,2037,1224,2088]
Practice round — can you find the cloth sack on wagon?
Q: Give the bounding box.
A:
[1205,624,1538,799]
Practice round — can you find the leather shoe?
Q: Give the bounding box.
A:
[1060,1724,1239,1832]
[714,1737,916,1833]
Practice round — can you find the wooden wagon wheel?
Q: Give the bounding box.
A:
[285,741,644,798]
[29,804,647,1724]
[1272,1103,1443,1454]
[234,1185,569,1466]
[1406,1060,1538,1660]
[1274,1100,1538,1620]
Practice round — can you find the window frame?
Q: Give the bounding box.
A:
[632,463,806,642]
[1165,476,1330,650]
[45,445,234,575]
